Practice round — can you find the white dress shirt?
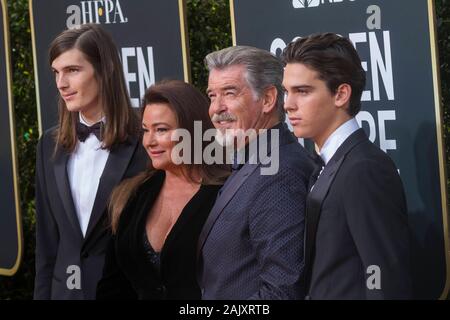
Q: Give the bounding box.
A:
[67,113,109,237]
[319,118,360,165]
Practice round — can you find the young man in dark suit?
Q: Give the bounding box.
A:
[34,24,147,300]
[282,33,412,299]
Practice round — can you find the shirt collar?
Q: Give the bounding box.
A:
[79,112,106,127]
[319,118,359,165]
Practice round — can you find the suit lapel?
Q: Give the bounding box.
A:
[83,138,138,243]
[304,128,368,288]
[304,157,345,283]
[197,162,259,258]
[162,184,213,264]
[53,148,84,240]
[197,122,296,258]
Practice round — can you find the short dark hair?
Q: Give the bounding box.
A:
[281,33,366,117]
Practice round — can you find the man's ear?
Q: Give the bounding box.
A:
[335,83,352,109]
[262,86,278,114]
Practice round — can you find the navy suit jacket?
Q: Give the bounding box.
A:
[197,123,314,299]
[34,127,148,300]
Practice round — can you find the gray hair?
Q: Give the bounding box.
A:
[204,46,285,121]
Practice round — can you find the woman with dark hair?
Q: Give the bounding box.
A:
[34,24,147,300]
[96,80,229,300]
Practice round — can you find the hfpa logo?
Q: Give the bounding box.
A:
[292,0,356,9]
[66,0,128,29]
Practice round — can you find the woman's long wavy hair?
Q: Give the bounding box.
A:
[109,80,230,233]
[48,23,139,153]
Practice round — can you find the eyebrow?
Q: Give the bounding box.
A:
[222,85,238,91]
[142,122,171,127]
[206,85,239,95]
[51,64,83,72]
[284,84,314,90]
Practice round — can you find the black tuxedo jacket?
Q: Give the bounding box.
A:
[96,171,222,300]
[34,127,148,300]
[304,128,412,299]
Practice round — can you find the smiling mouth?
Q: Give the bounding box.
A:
[215,120,235,126]
[62,92,76,100]
[150,150,165,156]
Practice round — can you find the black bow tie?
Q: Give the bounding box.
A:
[76,121,103,142]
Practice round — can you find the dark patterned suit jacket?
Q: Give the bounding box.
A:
[197,122,314,299]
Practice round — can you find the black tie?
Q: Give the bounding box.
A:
[308,152,325,191]
[76,121,103,142]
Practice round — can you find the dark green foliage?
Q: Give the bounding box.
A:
[0,0,448,299]
[187,0,232,93]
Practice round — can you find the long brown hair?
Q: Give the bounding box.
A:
[48,23,139,153]
[109,80,230,233]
